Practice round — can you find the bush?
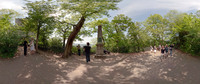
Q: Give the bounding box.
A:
[0,31,21,58]
[71,46,78,54]
[91,44,96,54]
[49,37,64,53]
[38,35,50,51]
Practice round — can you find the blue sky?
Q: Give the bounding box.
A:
[1,0,200,44]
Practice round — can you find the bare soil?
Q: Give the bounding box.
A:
[0,47,200,84]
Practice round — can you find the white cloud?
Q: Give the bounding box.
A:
[0,2,21,9]
[0,0,26,16]
[1,0,200,43]
[118,0,200,16]
[106,0,200,22]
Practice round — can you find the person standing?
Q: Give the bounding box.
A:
[159,44,161,51]
[150,46,153,53]
[23,38,28,56]
[30,38,35,55]
[77,44,81,56]
[154,45,157,55]
[160,46,165,62]
[84,42,91,63]
[169,44,174,56]
[165,44,169,58]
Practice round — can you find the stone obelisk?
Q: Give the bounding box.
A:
[95,25,105,57]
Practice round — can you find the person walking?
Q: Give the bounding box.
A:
[30,38,35,55]
[77,44,81,56]
[84,42,91,63]
[23,38,28,56]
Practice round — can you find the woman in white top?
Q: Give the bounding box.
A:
[30,38,35,54]
[154,45,157,54]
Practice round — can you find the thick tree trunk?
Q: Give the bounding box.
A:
[36,23,41,53]
[62,16,85,58]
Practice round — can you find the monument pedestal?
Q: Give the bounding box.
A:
[95,25,106,58]
[95,43,106,58]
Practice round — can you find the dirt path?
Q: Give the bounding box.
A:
[0,47,200,84]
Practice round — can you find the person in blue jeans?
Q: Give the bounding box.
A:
[84,42,91,63]
[169,44,174,56]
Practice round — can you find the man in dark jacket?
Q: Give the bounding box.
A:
[23,38,28,56]
[84,42,91,63]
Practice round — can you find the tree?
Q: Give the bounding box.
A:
[164,10,200,55]
[164,10,187,46]
[23,0,57,52]
[55,12,79,48]
[176,13,200,55]
[60,0,121,58]
[128,22,149,52]
[109,14,132,52]
[88,14,133,53]
[56,21,72,48]
[55,14,92,48]
[0,9,21,58]
[144,14,169,45]
[0,9,20,31]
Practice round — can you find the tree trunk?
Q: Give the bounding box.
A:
[135,36,140,52]
[63,35,66,48]
[36,23,41,53]
[62,16,85,58]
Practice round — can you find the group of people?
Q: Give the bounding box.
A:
[23,38,91,63]
[150,44,174,62]
[23,38,35,56]
[77,42,91,63]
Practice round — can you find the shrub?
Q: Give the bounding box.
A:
[38,35,50,51]
[0,31,21,58]
[49,37,64,53]
[71,46,78,54]
[89,44,96,54]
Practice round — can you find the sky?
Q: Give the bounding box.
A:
[1,0,200,44]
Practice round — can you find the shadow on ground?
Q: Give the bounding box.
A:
[0,47,200,84]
